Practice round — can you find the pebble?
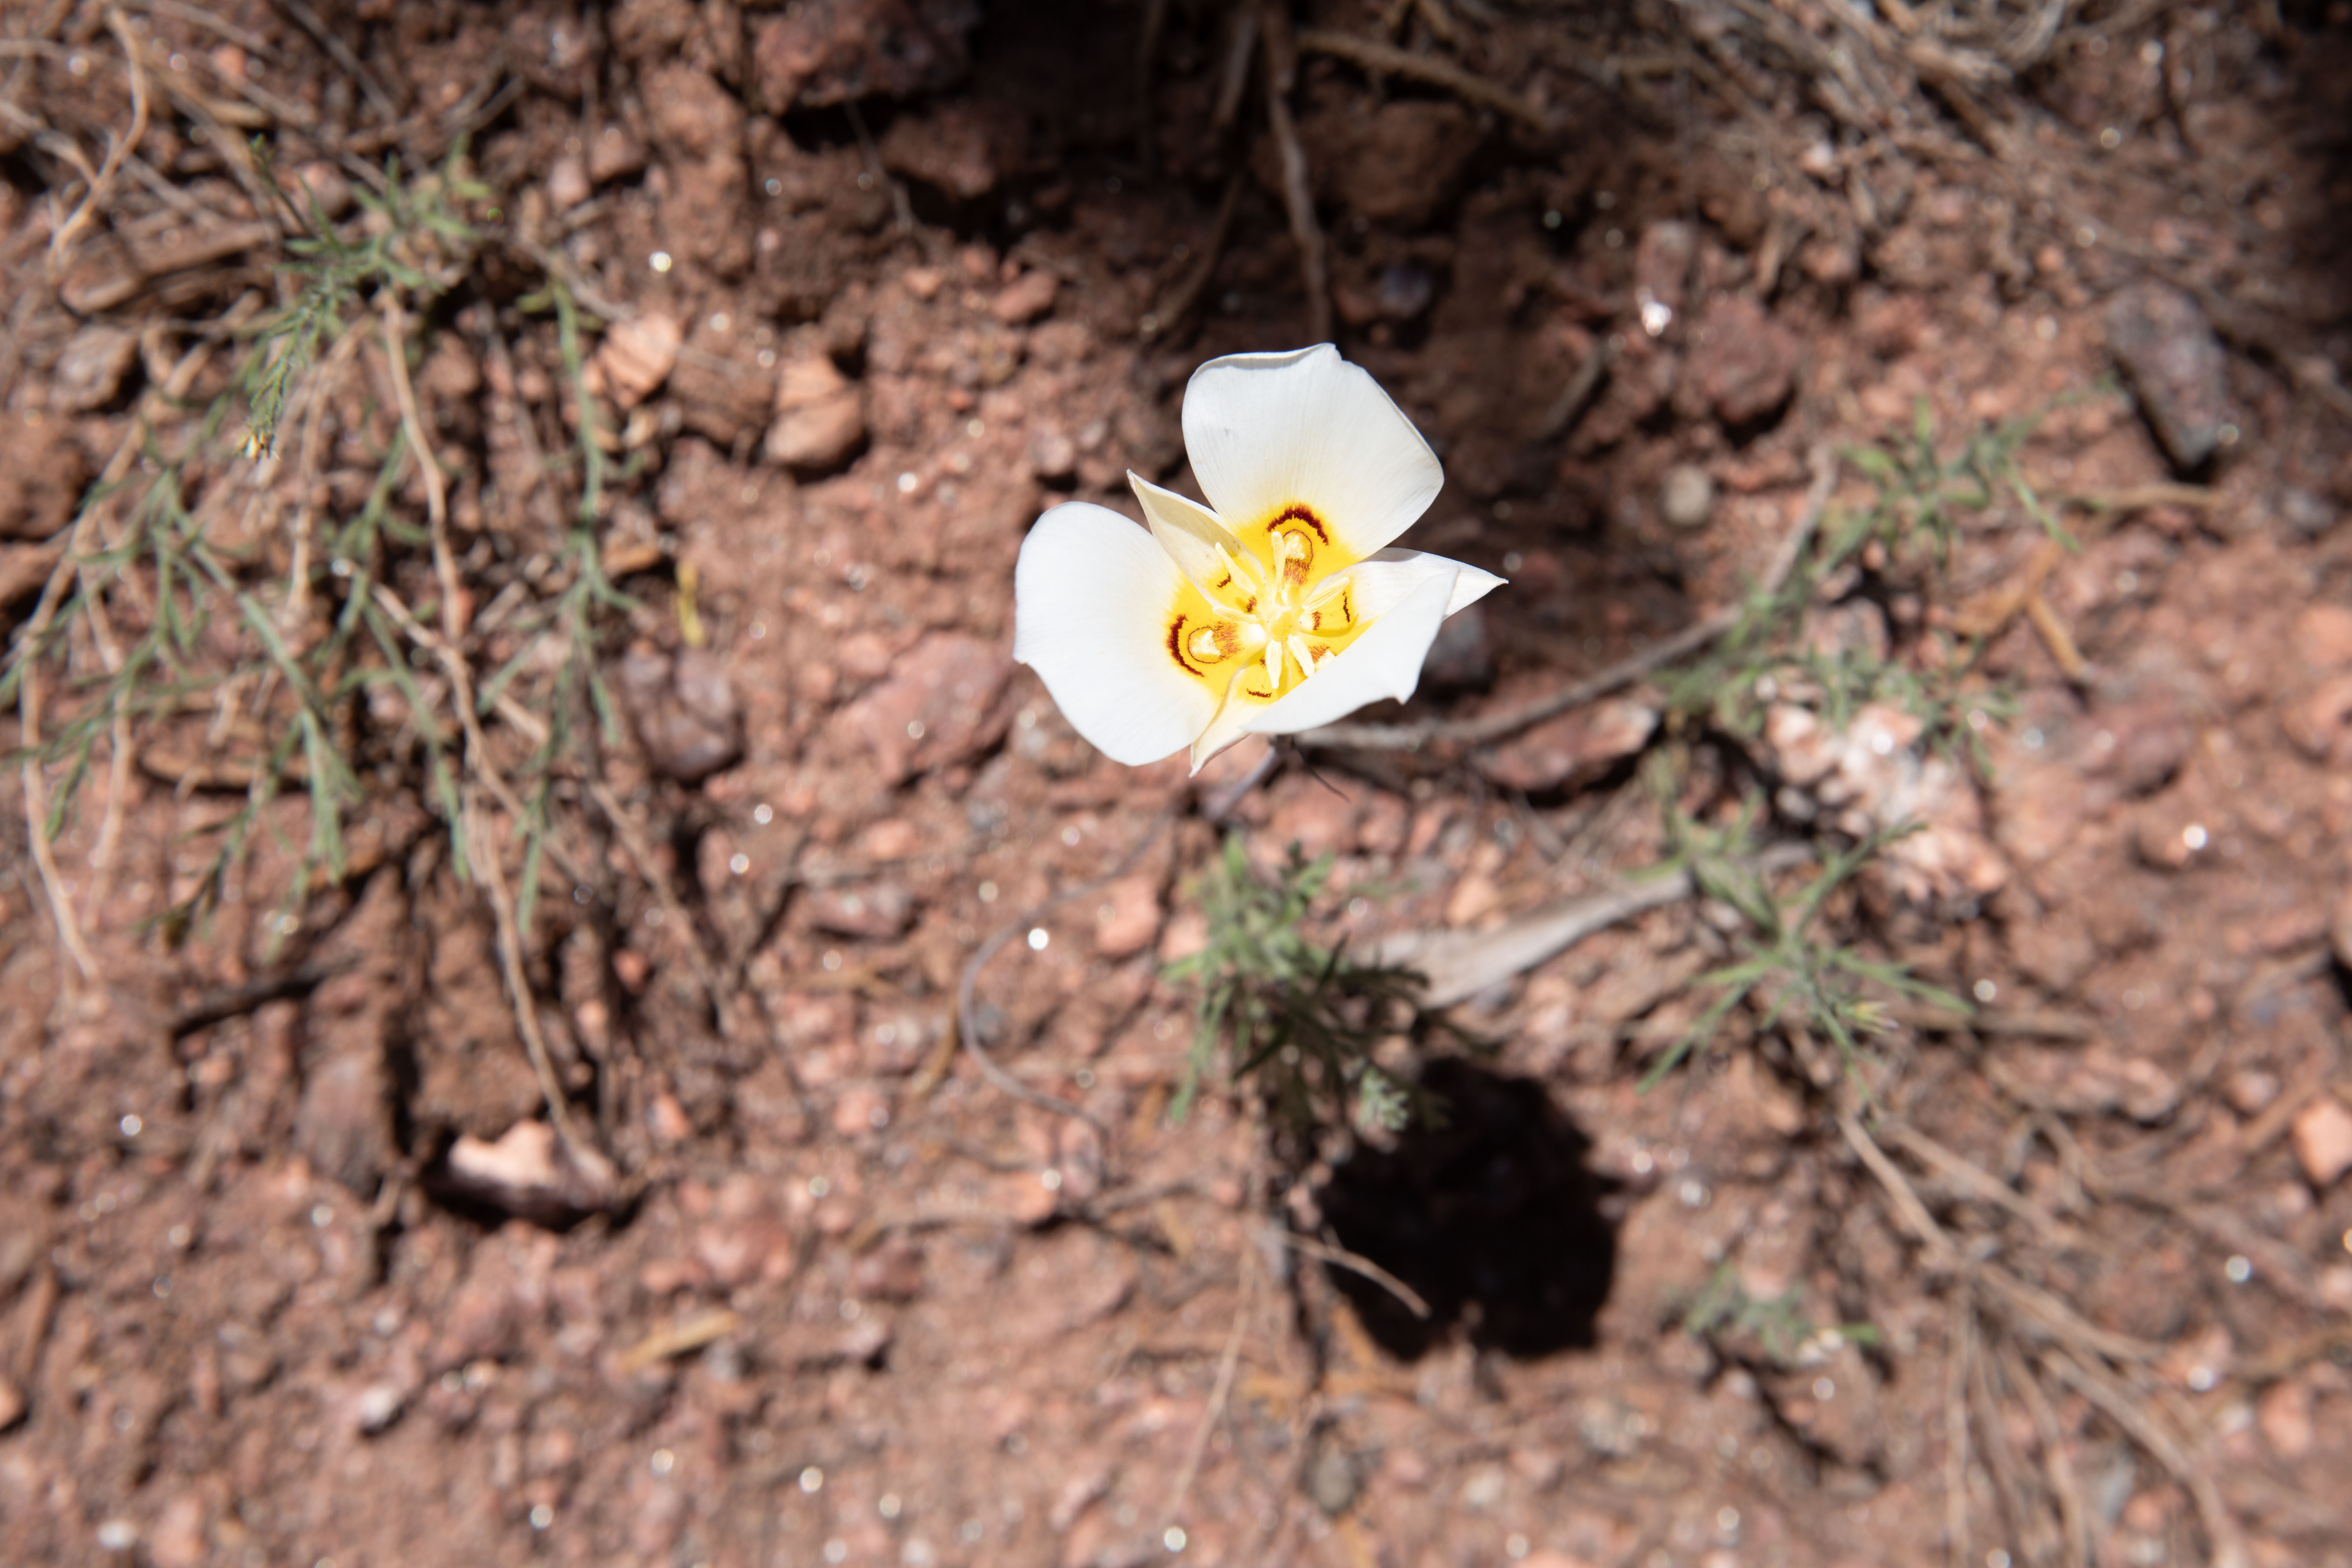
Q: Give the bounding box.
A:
[841,632,1015,784]
[1027,425,1078,482]
[0,412,90,541]
[2298,604,2352,670]
[1479,698,1658,792]
[546,153,591,212]
[1660,464,1715,529]
[2290,1096,2352,1188]
[766,352,867,475]
[2105,282,2228,471]
[293,1045,395,1196]
[991,269,1061,325]
[587,123,648,184]
[1690,297,1798,427]
[1091,874,1162,959]
[808,880,916,940]
[2256,1379,2315,1459]
[590,312,682,409]
[614,647,744,783]
[441,1119,616,1224]
[52,324,140,413]
[0,1373,23,1431]
[1306,1444,1360,1516]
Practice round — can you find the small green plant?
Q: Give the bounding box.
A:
[1162,835,1430,1133]
[1661,404,2034,771]
[5,140,627,954]
[1640,801,1968,1093]
[1678,1259,1882,1367]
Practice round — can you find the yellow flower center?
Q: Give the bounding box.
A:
[1162,503,1368,705]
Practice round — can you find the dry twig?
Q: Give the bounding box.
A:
[1295,27,1554,132]
[1304,443,1836,751]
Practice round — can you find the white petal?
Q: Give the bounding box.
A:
[1013,502,1217,766]
[1128,470,1247,594]
[1187,677,1258,774]
[1244,562,1460,735]
[1348,548,1507,622]
[1183,345,1443,560]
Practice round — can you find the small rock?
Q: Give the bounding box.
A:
[1027,425,1078,482]
[2299,604,2352,671]
[1633,220,1696,317]
[440,1119,616,1225]
[2256,1379,2315,1459]
[1479,698,1658,792]
[2278,487,2338,539]
[587,123,648,184]
[643,64,742,160]
[147,1494,206,1568]
[1320,100,1481,228]
[1376,262,1435,322]
[841,632,1016,783]
[0,540,65,608]
[293,1046,394,1196]
[0,412,90,540]
[1091,874,1162,959]
[850,1238,925,1301]
[879,102,1002,200]
[2222,1068,2281,1115]
[1692,296,1798,427]
[351,1381,405,1435]
[614,647,744,783]
[2333,883,2352,973]
[53,324,139,412]
[669,322,772,447]
[1660,464,1715,529]
[808,881,916,940]
[2286,672,2352,765]
[286,160,353,219]
[695,1215,794,1287]
[2290,1096,2352,1188]
[546,154,591,211]
[590,313,682,409]
[765,353,866,475]
[1305,1444,1360,1516]
[750,0,980,109]
[2106,282,2228,472]
[0,1374,23,1431]
[992,268,1060,326]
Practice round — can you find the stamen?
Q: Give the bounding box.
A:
[1264,639,1283,694]
[1303,568,1353,611]
[1285,632,1316,678]
[1216,544,1264,594]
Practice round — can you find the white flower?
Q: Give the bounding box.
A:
[1013,345,1504,773]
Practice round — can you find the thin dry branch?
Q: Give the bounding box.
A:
[1162,1244,1256,1537]
[46,7,150,278]
[1272,1228,1431,1320]
[1295,27,1555,132]
[1263,13,1332,345]
[463,789,617,1191]
[1303,443,1836,751]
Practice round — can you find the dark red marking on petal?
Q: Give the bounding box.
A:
[1272,503,1330,544]
[1168,614,1205,677]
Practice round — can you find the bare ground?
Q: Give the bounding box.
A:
[2,3,2351,1567]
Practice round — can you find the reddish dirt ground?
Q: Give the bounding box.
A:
[2,2,2351,1567]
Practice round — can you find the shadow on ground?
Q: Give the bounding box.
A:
[1317,1058,1619,1361]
